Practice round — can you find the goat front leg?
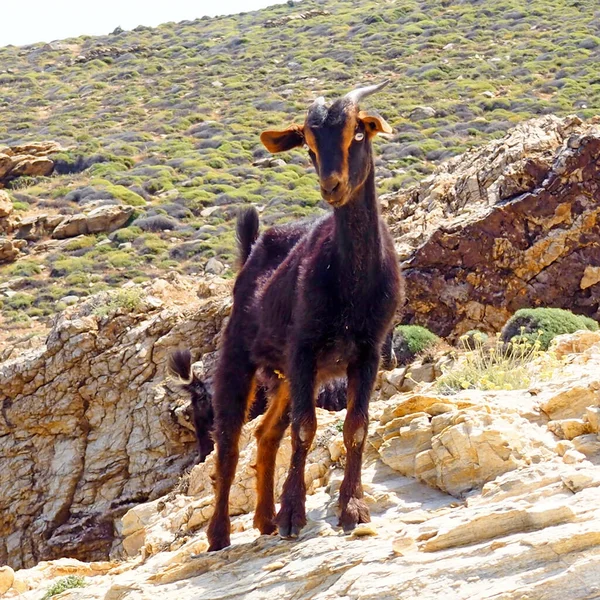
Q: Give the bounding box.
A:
[338,346,379,532]
[276,349,316,539]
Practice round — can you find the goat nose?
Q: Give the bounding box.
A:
[321,176,341,193]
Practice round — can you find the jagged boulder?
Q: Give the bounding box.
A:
[384,115,600,337]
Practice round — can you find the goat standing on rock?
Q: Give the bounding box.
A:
[207,82,403,551]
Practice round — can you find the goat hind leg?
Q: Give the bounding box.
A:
[253,380,290,535]
[207,369,256,551]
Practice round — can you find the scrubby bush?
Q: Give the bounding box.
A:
[393,325,441,365]
[93,288,143,318]
[42,576,86,599]
[132,214,180,231]
[459,330,489,350]
[501,308,598,351]
[437,332,557,393]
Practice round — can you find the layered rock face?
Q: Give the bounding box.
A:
[5,330,600,600]
[0,275,231,570]
[385,115,600,337]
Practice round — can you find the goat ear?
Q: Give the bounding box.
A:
[260,124,305,153]
[358,111,393,136]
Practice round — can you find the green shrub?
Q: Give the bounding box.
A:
[50,257,94,277]
[93,288,143,318]
[7,260,41,277]
[105,184,146,206]
[501,308,599,351]
[42,576,86,599]
[65,235,96,251]
[4,292,35,310]
[393,325,441,365]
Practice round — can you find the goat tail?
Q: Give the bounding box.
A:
[168,349,207,400]
[168,349,193,382]
[236,207,260,267]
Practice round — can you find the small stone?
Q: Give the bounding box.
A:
[351,523,378,537]
[0,565,15,594]
[59,295,80,306]
[409,106,437,121]
[392,535,418,555]
[205,257,226,275]
[263,560,286,571]
[562,449,586,464]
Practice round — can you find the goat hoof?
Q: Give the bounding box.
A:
[339,497,370,533]
[277,523,302,539]
[207,538,230,552]
[276,502,306,540]
[254,517,277,536]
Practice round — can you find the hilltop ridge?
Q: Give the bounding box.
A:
[0,0,599,327]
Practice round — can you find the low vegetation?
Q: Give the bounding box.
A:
[41,576,86,599]
[393,325,441,365]
[501,308,599,350]
[436,332,558,393]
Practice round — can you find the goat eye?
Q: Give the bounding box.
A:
[354,132,364,142]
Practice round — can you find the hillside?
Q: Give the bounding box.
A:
[1,0,600,330]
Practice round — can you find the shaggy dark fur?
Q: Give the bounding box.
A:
[169,351,353,463]
[205,83,404,551]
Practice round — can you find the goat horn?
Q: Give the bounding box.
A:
[344,80,389,104]
[310,95,326,108]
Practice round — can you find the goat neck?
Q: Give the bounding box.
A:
[333,161,382,281]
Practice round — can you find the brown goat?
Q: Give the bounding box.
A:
[207,82,403,551]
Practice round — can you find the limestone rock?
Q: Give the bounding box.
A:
[0,276,231,569]
[0,238,26,263]
[0,565,15,594]
[0,141,62,185]
[52,205,134,239]
[0,190,13,218]
[551,330,600,358]
[7,331,600,600]
[374,394,557,496]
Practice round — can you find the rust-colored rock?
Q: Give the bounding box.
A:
[384,115,600,337]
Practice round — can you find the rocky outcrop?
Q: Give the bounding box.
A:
[385,115,600,337]
[0,275,231,570]
[51,205,134,239]
[0,142,63,186]
[4,330,600,600]
[4,205,134,242]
